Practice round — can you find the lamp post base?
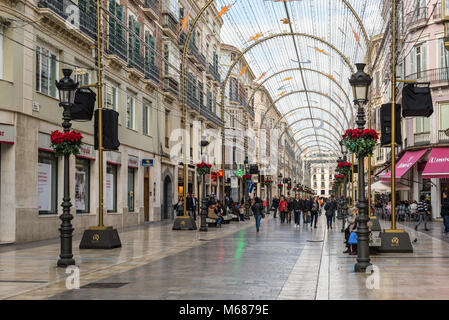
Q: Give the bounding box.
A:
[79,227,121,249]
[354,261,372,273]
[379,230,413,253]
[57,258,75,268]
[172,216,197,230]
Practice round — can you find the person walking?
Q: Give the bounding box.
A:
[415,195,430,231]
[174,197,184,216]
[441,192,449,235]
[251,197,265,232]
[293,194,302,228]
[302,196,309,225]
[279,196,288,224]
[310,196,320,228]
[272,196,279,218]
[215,202,224,228]
[287,196,293,224]
[324,196,336,230]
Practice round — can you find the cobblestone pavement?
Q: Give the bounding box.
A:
[2,213,449,300]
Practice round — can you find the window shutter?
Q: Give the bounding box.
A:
[410,47,415,75]
[422,42,427,74]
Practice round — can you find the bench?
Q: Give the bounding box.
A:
[206,217,217,227]
[223,215,232,224]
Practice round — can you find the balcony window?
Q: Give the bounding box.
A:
[74,67,90,86]
[108,0,126,61]
[410,43,427,79]
[36,45,58,98]
[439,38,449,70]
[440,103,449,130]
[126,95,135,130]
[143,103,151,135]
[104,83,118,112]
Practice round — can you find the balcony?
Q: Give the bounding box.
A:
[200,105,222,127]
[162,13,178,40]
[128,50,145,76]
[178,31,187,48]
[143,0,159,21]
[107,33,127,63]
[163,76,179,99]
[405,68,449,87]
[439,130,449,143]
[145,63,160,85]
[407,7,428,31]
[37,0,96,42]
[414,132,430,145]
[188,42,206,71]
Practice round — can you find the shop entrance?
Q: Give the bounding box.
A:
[162,175,173,220]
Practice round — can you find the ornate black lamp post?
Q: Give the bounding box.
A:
[55,69,78,268]
[199,138,210,232]
[349,63,372,272]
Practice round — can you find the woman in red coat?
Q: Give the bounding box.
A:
[279,196,288,224]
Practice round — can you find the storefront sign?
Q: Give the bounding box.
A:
[106,151,121,165]
[0,124,14,144]
[77,143,95,160]
[422,148,449,179]
[381,149,428,181]
[38,132,53,152]
[128,155,139,168]
[141,159,154,167]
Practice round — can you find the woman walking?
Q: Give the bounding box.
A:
[279,196,288,224]
[251,197,265,232]
[441,192,449,235]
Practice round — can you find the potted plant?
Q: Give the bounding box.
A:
[341,128,378,157]
[50,130,83,157]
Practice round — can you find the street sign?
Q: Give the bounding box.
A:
[141,159,154,167]
[235,168,244,177]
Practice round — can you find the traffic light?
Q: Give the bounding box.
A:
[218,170,223,178]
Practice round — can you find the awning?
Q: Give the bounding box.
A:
[422,147,449,179]
[380,149,428,181]
[370,180,410,192]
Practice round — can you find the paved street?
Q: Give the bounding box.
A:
[1,213,449,300]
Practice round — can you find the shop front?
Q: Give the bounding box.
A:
[0,124,14,243]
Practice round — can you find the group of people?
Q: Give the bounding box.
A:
[374,192,449,234]
[270,194,338,230]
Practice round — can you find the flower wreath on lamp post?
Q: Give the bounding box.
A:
[336,161,352,177]
[196,162,212,175]
[341,129,378,158]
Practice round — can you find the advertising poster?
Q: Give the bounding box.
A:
[75,169,86,211]
[37,162,51,211]
[106,173,114,211]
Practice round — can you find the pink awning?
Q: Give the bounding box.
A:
[422,148,449,179]
[380,149,428,181]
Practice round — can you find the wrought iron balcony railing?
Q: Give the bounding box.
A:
[438,130,449,143]
[414,132,430,145]
[107,33,127,62]
[38,0,97,40]
[128,50,144,74]
[144,0,159,19]
[405,68,449,84]
[163,77,179,97]
[207,63,221,83]
[145,63,160,84]
[162,13,178,37]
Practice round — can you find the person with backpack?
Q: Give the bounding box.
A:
[324,196,337,230]
[415,195,430,231]
[251,197,265,232]
[310,196,320,228]
[279,196,288,224]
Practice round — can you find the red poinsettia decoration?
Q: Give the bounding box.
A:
[277,184,283,188]
[287,185,292,189]
[242,174,252,180]
[293,187,298,191]
[264,179,273,184]
[50,130,83,157]
[343,129,378,141]
[196,162,212,175]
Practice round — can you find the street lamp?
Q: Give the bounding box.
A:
[349,63,372,273]
[55,69,78,268]
[199,137,210,232]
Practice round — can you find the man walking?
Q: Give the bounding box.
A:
[293,194,302,228]
[324,196,337,230]
[310,196,320,228]
[415,195,430,231]
[272,195,280,219]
